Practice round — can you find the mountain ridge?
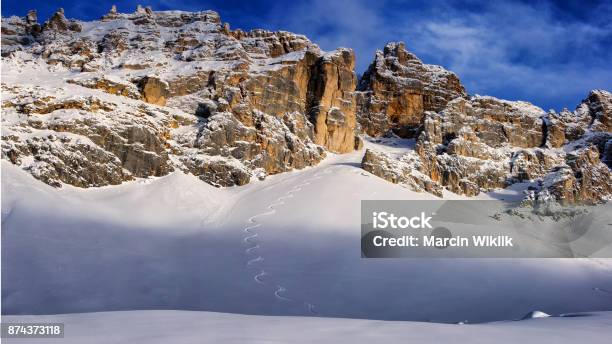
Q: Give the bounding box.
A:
[1,7,610,203]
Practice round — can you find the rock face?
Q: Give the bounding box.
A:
[535,146,611,204]
[308,50,357,153]
[2,8,610,204]
[361,148,442,196]
[1,85,175,187]
[1,7,359,187]
[364,92,612,204]
[356,42,466,138]
[415,97,553,196]
[356,42,610,204]
[67,76,141,99]
[138,76,169,106]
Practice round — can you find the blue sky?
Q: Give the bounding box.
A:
[2,0,611,111]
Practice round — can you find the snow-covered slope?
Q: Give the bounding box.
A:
[3,141,612,323]
[3,310,612,344]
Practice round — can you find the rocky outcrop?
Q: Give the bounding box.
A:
[364,92,611,204]
[362,148,442,196]
[2,133,129,188]
[1,7,358,188]
[410,96,548,195]
[545,90,611,149]
[1,7,609,204]
[138,76,169,106]
[1,85,175,187]
[42,8,82,33]
[307,49,358,153]
[355,41,610,204]
[1,11,41,55]
[581,89,612,132]
[538,146,611,204]
[356,42,466,138]
[176,110,325,186]
[67,76,141,99]
[533,91,612,204]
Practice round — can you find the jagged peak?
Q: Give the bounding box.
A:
[322,47,354,61]
[358,41,465,97]
[577,89,612,111]
[26,10,37,24]
[575,89,611,131]
[586,89,612,99]
[466,95,546,117]
[41,7,82,32]
[381,41,421,62]
[98,6,222,25]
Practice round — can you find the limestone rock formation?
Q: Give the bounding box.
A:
[538,146,611,204]
[1,11,41,54]
[1,84,175,187]
[308,49,357,153]
[364,92,611,204]
[414,96,550,195]
[138,76,169,106]
[1,7,609,204]
[42,8,82,33]
[356,41,610,204]
[67,76,141,99]
[362,148,442,196]
[1,7,359,187]
[356,42,466,138]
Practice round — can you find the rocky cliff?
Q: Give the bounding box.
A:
[363,91,612,204]
[357,40,610,204]
[356,42,466,138]
[1,7,610,204]
[1,7,358,187]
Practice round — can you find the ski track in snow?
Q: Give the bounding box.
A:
[242,167,335,315]
[274,285,291,301]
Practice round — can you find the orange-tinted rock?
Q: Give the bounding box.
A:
[138,76,169,106]
[357,42,466,138]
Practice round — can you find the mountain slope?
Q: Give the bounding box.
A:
[2,7,610,205]
[1,8,358,188]
[4,310,612,344]
[3,144,612,321]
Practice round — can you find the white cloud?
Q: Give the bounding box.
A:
[402,0,612,109]
[257,0,611,109]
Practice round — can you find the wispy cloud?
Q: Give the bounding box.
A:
[259,0,612,110]
[402,0,612,109]
[262,0,389,71]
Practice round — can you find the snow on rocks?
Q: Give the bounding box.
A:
[520,310,551,320]
[356,41,466,138]
[363,93,611,203]
[362,148,442,196]
[353,39,609,204]
[1,7,358,188]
